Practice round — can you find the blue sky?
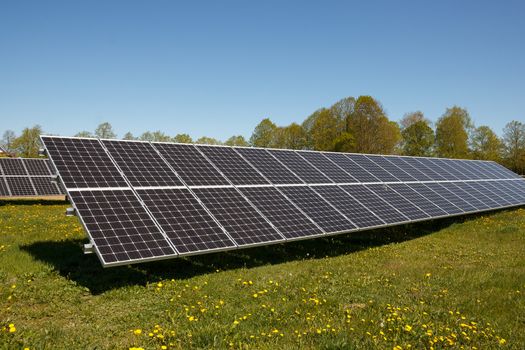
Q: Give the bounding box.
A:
[1,0,524,140]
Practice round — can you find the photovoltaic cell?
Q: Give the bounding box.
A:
[388,183,448,217]
[325,153,380,182]
[69,189,177,265]
[367,184,429,220]
[31,177,62,196]
[480,181,520,205]
[24,159,53,175]
[487,162,521,179]
[269,150,332,184]
[235,147,302,184]
[423,159,459,180]
[6,177,35,196]
[340,185,408,223]
[367,155,417,182]
[239,187,322,239]
[192,187,284,246]
[403,157,447,181]
[136,188,236,253]
[153,143,229,187]
[447,182,490,210]
[407,183,462,215]
[0,158,27,175]
[103,140,183,187]
[346,154,399,182]
[197,146,269,185]
[429,159,466,180]
[459,182,502,208]
[42,136,128,188]
[297,151,357,183]
[451,160,483,180]
[312,185,384,228]
[424,183,477,212]
[0,178,9,196]
[385,157,432,181]
[279,186,356,232]
[497,181,525,202]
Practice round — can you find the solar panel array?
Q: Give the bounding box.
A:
[0,158,63,197]
[41,136,525,267]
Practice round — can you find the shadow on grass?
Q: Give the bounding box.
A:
[21,211,492,295]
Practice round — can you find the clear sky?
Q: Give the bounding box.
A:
[1,0,524,140]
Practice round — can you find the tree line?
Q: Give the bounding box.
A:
[1,95,524,174]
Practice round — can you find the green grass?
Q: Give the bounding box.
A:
[0,201,524,349]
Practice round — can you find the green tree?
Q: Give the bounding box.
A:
[11,125,43,157]
[250,118,277,147]
[471,125,502,161]
[310,109,339,151]
[196,136,222,145]
[173,134,193,143]
[94,122,116,139]
[75,131,93,138]
[139,131,155,141]
[435,106,471,158]
[1,130,16,152]
[401,112,434,156]
[275,123,307,149]
[224,135,249,147]
[151,131,171,142]
[502,120,525,174]
[330,97,355,133]
[122,132,136,140]
[347,96,400,154]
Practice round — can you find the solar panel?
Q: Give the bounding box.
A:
[69,189,177,265]
[102,140,183,187]
[40,135,525,267]
[407,183,463,215]
[42,136,128,188]
[0,158,27,175]
[0,178,9,196]
[296,151,357,183]
[468,181,511,206]
[24,158,53,175]
[324,153,380,182]
[367,155,417,182]
[402,157,447,181]
[5,177,36,196]
[482,181,521,205]
[31,177,62,196]
[197,145,269,185]
[430,159,467,180]
[239,187,323,239]
[496,181,525,203]
[388,183,448,217]
[153,143,230,186]
[235,147,302,184]
[192,187,284,246]
[424,183,477,212]
[366,184,429,220]
[447,182,490,210]
[311,185,384,228]
[136,188,236,253]
[340,185,408,223]
[279,186,356,233]
[269,150,332,184]
[346,154,399,182]
[384,156,432,181]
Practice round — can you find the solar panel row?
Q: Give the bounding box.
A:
[41,136,525,267]
[0,158,63,197]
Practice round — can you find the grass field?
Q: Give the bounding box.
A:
[0,201,524,349]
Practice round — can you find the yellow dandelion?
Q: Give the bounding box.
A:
[133,329,142,335]
[404,325,412,332]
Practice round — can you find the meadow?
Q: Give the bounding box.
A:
[0,201,524,349]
